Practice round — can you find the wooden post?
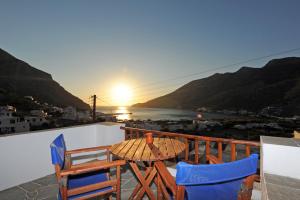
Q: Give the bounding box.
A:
[92,95,96,122]
[218,141,223,161]
[231,143,236,161]
[130,129,133,139]
[195,139,199,164]
[124,129,128,140]
[106,149,110,162]
[175,185,185,200]
[205,140,210,162]
[116,165,121,200]
[185,138,189,161]
[245,145,251,157]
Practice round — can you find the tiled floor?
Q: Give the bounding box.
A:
[0,163,144,200]
[0,161,261,200]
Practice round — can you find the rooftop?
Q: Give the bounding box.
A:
[0,123,299,200]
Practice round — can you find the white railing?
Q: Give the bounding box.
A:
[0,122,124,191]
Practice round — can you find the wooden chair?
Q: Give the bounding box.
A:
[155,154,259,200]
[50,134,126,200]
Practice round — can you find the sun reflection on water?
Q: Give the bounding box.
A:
[115,106,131,121]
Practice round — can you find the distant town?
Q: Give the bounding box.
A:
[1,95,299,141]
[0,95,117,135]
[126,106,300,141]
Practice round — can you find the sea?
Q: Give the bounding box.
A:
[96,106,237,121]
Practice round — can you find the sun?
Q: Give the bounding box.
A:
[111,84,133,106]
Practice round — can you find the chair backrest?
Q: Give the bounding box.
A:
[176,154,258,200]
[50,134,66,169]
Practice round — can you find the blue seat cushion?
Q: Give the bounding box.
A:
[60,170,113,200]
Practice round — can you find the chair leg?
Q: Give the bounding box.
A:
[116,165,121,200]
[175,185,185,200]
[61,186,67,200]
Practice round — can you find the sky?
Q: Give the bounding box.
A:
[1,0,300,106]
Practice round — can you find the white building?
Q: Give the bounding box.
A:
[24,110,49,128]
[25,116,49,127]
[30,110,48,117]
[62,106,78,120]
[0,106,30,134]
[49,106,64,114]
[61,106,92,121]
[77,110,92,122]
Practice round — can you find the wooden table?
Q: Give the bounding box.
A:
[111,137,185,200]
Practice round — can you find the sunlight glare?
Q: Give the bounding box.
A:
[111,84,133,106]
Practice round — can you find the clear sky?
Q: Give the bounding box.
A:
[1,0,300,106]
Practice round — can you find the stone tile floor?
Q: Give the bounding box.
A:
[0,163,155,200]
[0,161,261,200]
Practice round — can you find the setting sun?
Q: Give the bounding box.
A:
[111,84,133,106]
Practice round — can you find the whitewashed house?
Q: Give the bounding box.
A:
[77,110,92,122]
[62,106,77,120]
[25,116,49,127]
[30,110,48,117]
[0,106,30,134]
[25,110,49,127]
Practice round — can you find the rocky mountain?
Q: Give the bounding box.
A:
[134,57,300,116]
[0,48,90,110]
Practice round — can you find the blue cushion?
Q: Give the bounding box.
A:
[68,170,112,199]
[58,170,113,200]
[68,170,109,189]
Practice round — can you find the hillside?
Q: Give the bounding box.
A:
[134,57,300,115]
[0,48,90,110]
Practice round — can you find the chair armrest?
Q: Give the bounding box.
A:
[60,160,126,176]
[206,155,224,164]
[70,160,107,169]
[181,159,197,164]
[65,145,111,155]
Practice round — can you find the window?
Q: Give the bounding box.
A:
[10,119,15,124]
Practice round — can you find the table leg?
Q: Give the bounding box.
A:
[157,174,162,200]
[129,167,152,199]
[129,162,157,200]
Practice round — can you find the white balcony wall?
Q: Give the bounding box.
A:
[261,136,300,179]
[95,122,125,146]
[0,123,124,191]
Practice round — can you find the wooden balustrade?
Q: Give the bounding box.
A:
[218,141,223,161]
[120,127,260,163]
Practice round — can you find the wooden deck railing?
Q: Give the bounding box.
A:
[121,126,260,164]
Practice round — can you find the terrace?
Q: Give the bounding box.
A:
[0,122,299,200]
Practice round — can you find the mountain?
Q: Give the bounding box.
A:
[134,57,300,115]
[0,48,90,110]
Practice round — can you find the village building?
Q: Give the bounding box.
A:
[0,106,30,134]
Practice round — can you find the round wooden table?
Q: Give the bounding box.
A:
[111,137,185,200]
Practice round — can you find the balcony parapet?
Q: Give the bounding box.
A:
[261,136,300,200]
[0,122,124,191]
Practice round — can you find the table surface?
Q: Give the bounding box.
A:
[111,137,185,161]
